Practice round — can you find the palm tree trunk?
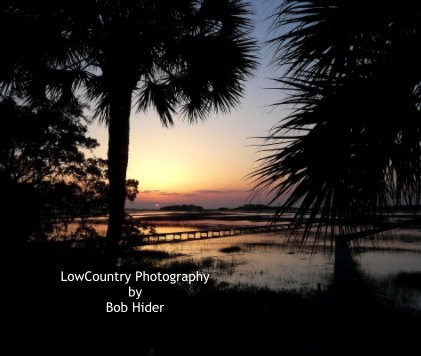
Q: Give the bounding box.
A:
[105,86,132,265]
[333,237,357,287]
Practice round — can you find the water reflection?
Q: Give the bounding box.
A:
[139,228,421,309]
[52,211,421,309]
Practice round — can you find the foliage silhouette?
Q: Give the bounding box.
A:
[1,1,257,259]
[251,0,421,240]
[160,204,204,212]
[0,97,108,241]
[0,96,145,243]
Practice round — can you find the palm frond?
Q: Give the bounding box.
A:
[252,0,421,242]
[135,80,177,127]
[83,75,111,123]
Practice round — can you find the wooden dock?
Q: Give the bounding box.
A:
[129,224,290,246]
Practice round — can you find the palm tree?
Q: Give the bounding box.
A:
[1,0,256,258]
[251,0,421,242]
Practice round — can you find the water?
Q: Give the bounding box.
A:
[56,210,421,309]
[141,233,334,291]
[135,212,421,310]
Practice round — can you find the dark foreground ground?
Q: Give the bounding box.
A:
[5,241,420,356]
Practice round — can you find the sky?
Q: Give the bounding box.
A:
[87,0,286,209]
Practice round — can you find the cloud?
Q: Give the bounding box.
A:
[159,192,181,196]
[194,189,245,194]
[140,190,193,197]
[139,189,244,197]
[141,189,161,194]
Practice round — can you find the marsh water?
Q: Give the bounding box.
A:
[64,210,421,309]
[141,211,421,309]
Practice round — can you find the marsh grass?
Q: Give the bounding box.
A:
[13,236,421,356]
[243,242,278,248]
[160,257,217,273]
[129,249,183,259]
[219,245,242,253]
[352,246,421,254]
[394,272,421,291]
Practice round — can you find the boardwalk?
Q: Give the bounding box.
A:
[130,224,290,246]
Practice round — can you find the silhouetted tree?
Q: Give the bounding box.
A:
[0,96,144,242]
[252,0,421,240]
[0,97,108,241]
[125,179,140,203]
[0,98,98,185]
[1,1,256,260]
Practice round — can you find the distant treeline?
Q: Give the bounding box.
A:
[160,205,204,212]
[158,204,281,212]
[234,204,277,211]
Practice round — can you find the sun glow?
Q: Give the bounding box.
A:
[90,58,282,209]
[125,111,257,194]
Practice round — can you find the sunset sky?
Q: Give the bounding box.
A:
[88,1,285,209]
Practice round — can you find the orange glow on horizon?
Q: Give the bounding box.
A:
[127,188,251,209]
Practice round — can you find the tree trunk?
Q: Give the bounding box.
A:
[105,86,132,265]
[333,236,357,287]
